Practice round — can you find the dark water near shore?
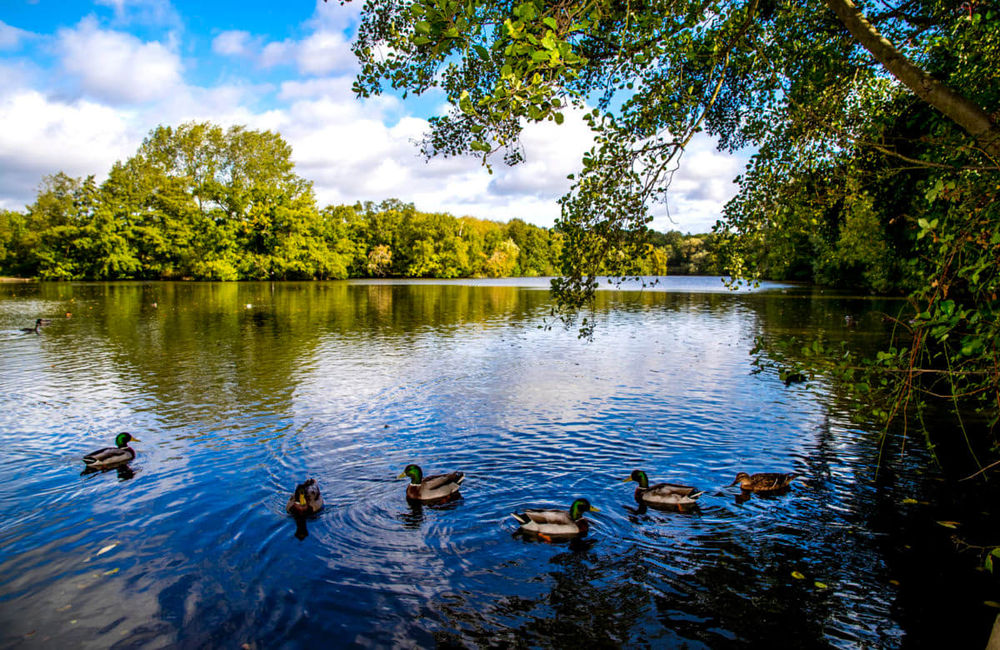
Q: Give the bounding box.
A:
[0,278,997,648]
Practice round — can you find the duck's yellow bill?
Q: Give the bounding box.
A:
[130,436,141,442]
[621,477,633,483]
[397,472,407,479]
[298,494,306,506]
[589,506,601,512]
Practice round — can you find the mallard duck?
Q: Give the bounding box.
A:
[729,471,798,493]
[511,498,599,539]
[82,433,140,470]
[399,464,464,502]
[623,469,704,508]
[286,478,323,516]
[20,318,44,334]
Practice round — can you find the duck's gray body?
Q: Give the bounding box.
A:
[635,482,704,507]
[406,471,464,502]
[83,445,135,469]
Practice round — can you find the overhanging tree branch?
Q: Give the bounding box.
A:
[823,0,1000,159]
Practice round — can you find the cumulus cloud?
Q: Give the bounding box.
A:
[0,91,134,209]
[228,30,356,77]
[0,20,35,50]
[94,0,181,27]
[655,135,746,233]
[57,18,183,104]
[488,108,594,200]
[212,30,255,57]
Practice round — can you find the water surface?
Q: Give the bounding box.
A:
[0,278,996,648]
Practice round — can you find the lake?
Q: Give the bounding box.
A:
[0,278,997,648]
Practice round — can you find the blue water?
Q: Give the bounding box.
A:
[0,279,996,648]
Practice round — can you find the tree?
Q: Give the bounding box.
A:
[345,0,1000,455]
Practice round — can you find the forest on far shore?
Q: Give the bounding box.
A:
[0,122,721,282]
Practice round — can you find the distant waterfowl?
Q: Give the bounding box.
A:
[623,469,704,508]
[729,472,798,493]
[286,478,324,516]
[399,464,464,503]
[20,318,45,334]
[82,433,140,470]
[511,498,598,539]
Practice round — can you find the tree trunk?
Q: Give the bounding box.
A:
[823,0,1000,160]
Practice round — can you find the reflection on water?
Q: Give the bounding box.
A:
[0,279,997,648]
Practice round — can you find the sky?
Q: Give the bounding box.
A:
[0,0,745,233]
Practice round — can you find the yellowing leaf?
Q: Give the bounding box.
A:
[103,568,119,576]
[96,544,116,556]
[984,601,1000,609]
[901,498,918,504]
[814,581,829,589]
[791,571,805,580]
[936,520,960,529]
[889,579,900,586]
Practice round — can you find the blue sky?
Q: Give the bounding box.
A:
[0,0,742,232]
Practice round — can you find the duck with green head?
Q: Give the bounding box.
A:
[623,469,704,508]
[511,498,599,539]
[399,464,464,503]
[286,478,324,517]
[729,471,798,493]
[82,432,140,470]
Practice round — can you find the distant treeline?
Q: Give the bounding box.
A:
[0,122,721,281]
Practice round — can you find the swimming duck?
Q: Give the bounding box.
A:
[511,498,599,539]
[286,478,324,516]
[623,469,704,508]
[82,433,140,470]
[729,471,798,493]
[399,464,464,503]
[20,318,44,334]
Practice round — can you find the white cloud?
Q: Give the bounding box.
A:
[57,18,183,104]
[236,30,355,77]
[306,0,362,34]
[296,30,355,75]
[0,20,35,50]
[94,0,181,27]
[654,135,746,233]
[0,91,134,209]
[212,30,255,57]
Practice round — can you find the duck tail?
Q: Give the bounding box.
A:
[688,491,706,500]
[510,512,529,525]
[455,472,465,485]
[787,473,801,482]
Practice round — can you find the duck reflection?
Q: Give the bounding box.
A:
[292,516,310,541]
[399,495,463,530]
[80,463,137,481]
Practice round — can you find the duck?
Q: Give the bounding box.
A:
[286,478,324,516]
[20,318,45,334]
[511,498,599,539]
[82,433,140,470]
[729,471,798,493]
[623,469,704,508]
[399,464,464,503]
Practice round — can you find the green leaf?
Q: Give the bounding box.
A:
[470,140,491,152]
[415,21,432,35]
[554,112,564,125]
